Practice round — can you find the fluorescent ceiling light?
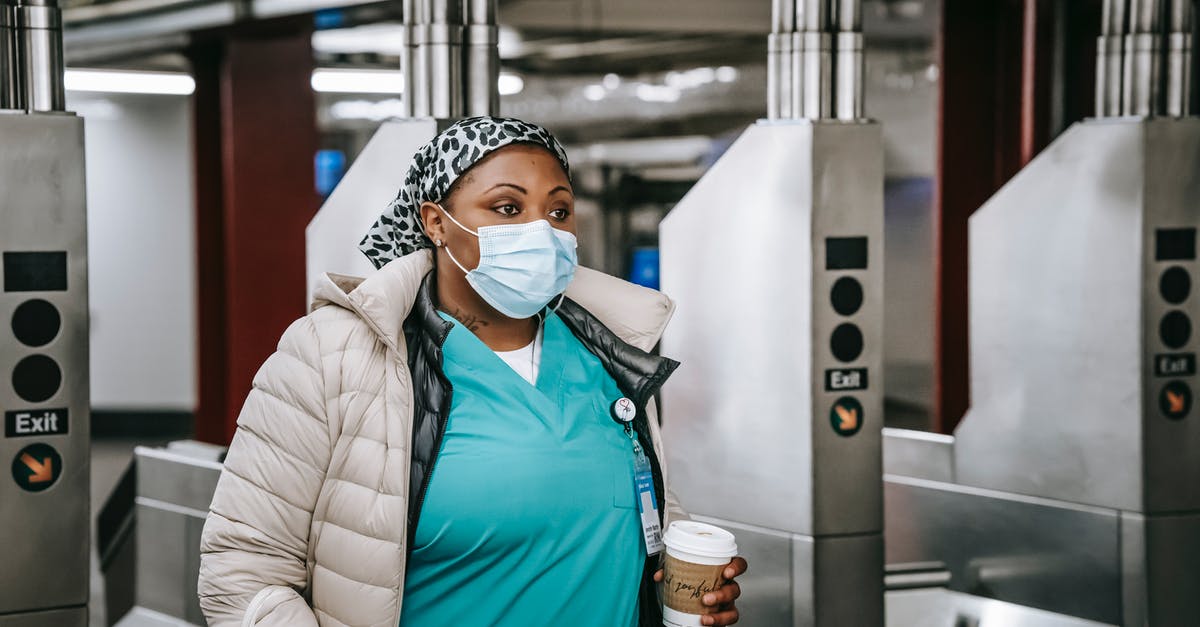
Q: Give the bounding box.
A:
[64,69,195,95]
[311,68,404,94]
[329,98,407,121]
[312,24,408,56]
[498,73,524,96]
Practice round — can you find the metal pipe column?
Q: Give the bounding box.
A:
[833,0,864,120]
[424,0,461,118]
[1165,0,1193,116]
[463,0,498,117]
[767,0,795,120]
[0,0,17,109]
[797,0,831,119]
[1095,0,1127,117]
[410,0,432,117]
[400,0,415,117]
[15,0,63,112]
[1123,0,1163,116]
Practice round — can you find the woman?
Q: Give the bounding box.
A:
[197,116,747,626]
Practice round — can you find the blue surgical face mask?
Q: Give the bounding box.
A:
[437,204,579,319]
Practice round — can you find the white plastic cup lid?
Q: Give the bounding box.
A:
[663,521,738,559]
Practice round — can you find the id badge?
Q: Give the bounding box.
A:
[631,438,665,555]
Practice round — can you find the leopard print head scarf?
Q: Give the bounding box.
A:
[358,116,571,269]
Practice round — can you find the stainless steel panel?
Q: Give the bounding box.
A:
[0,113,89,616]
[885,589,1116,627]
[134,446,223,513]
[794,533,884,627]
[882,428,953,482]
[661,120,883,537]
[1120,512,1200,626]
[135,501,207,622]
[1140,119,1200,513]
[955,119,1146,510]
[0,607,87,627]
[114,607,200,627]
[884,475,1122,624]
[689,516,794,627]
[306,118,440,297]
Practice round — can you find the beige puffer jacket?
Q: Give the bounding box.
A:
[197,250,688,627]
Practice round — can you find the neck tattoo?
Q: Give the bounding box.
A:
[449,307,489,333]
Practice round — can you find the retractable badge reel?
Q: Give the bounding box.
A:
[611,397,664,555]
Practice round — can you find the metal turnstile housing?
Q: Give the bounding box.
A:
[0,111,89,627]
[660,119,885,626]
[885,118,1200,627]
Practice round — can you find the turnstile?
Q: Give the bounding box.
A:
[884,117,1200,627]
[0,108,89,627]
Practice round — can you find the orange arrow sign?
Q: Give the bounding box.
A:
[834,404,858,430]
[1167,390,1186,414]
[20,453,53,483]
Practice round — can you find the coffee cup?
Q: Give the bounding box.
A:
[660,521,738,627]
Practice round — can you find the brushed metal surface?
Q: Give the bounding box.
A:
[661,120,883,537]
[135,503,207,622]
[689,516,794,627]
[134,447,222,516]
[1140,119,1200,513]
[1120,512,1200,626]
[463,23,498,117]
[885,589,1116,627]
[884,475,1122,624]
[882,428,953,482]
[953,119,1200,511]
[306,118,440,299]
[0,607,87,627]
[15,4,64,112]
[0,113,89,615]
[793,532,884,627]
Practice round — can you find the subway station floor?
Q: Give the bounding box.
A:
[89,436,173,627]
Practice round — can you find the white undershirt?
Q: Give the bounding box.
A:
[493,325,543,385]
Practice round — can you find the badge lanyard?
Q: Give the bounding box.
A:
[611,397,665,555]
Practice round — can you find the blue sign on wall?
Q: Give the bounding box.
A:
[629,247,660,290]
[315,150,346,198]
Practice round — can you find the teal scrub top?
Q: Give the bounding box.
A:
[398,310,647,626]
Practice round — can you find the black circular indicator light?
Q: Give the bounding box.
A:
[12,299,61,347]
[830,323,864,363]
[1159,311,1192,349]
[830,277,864,316]
[830,396,864,437]
[1160,381,1193,420]
[11,442,62,492]
[1160,267,1191,305]
[12,355,62,403]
